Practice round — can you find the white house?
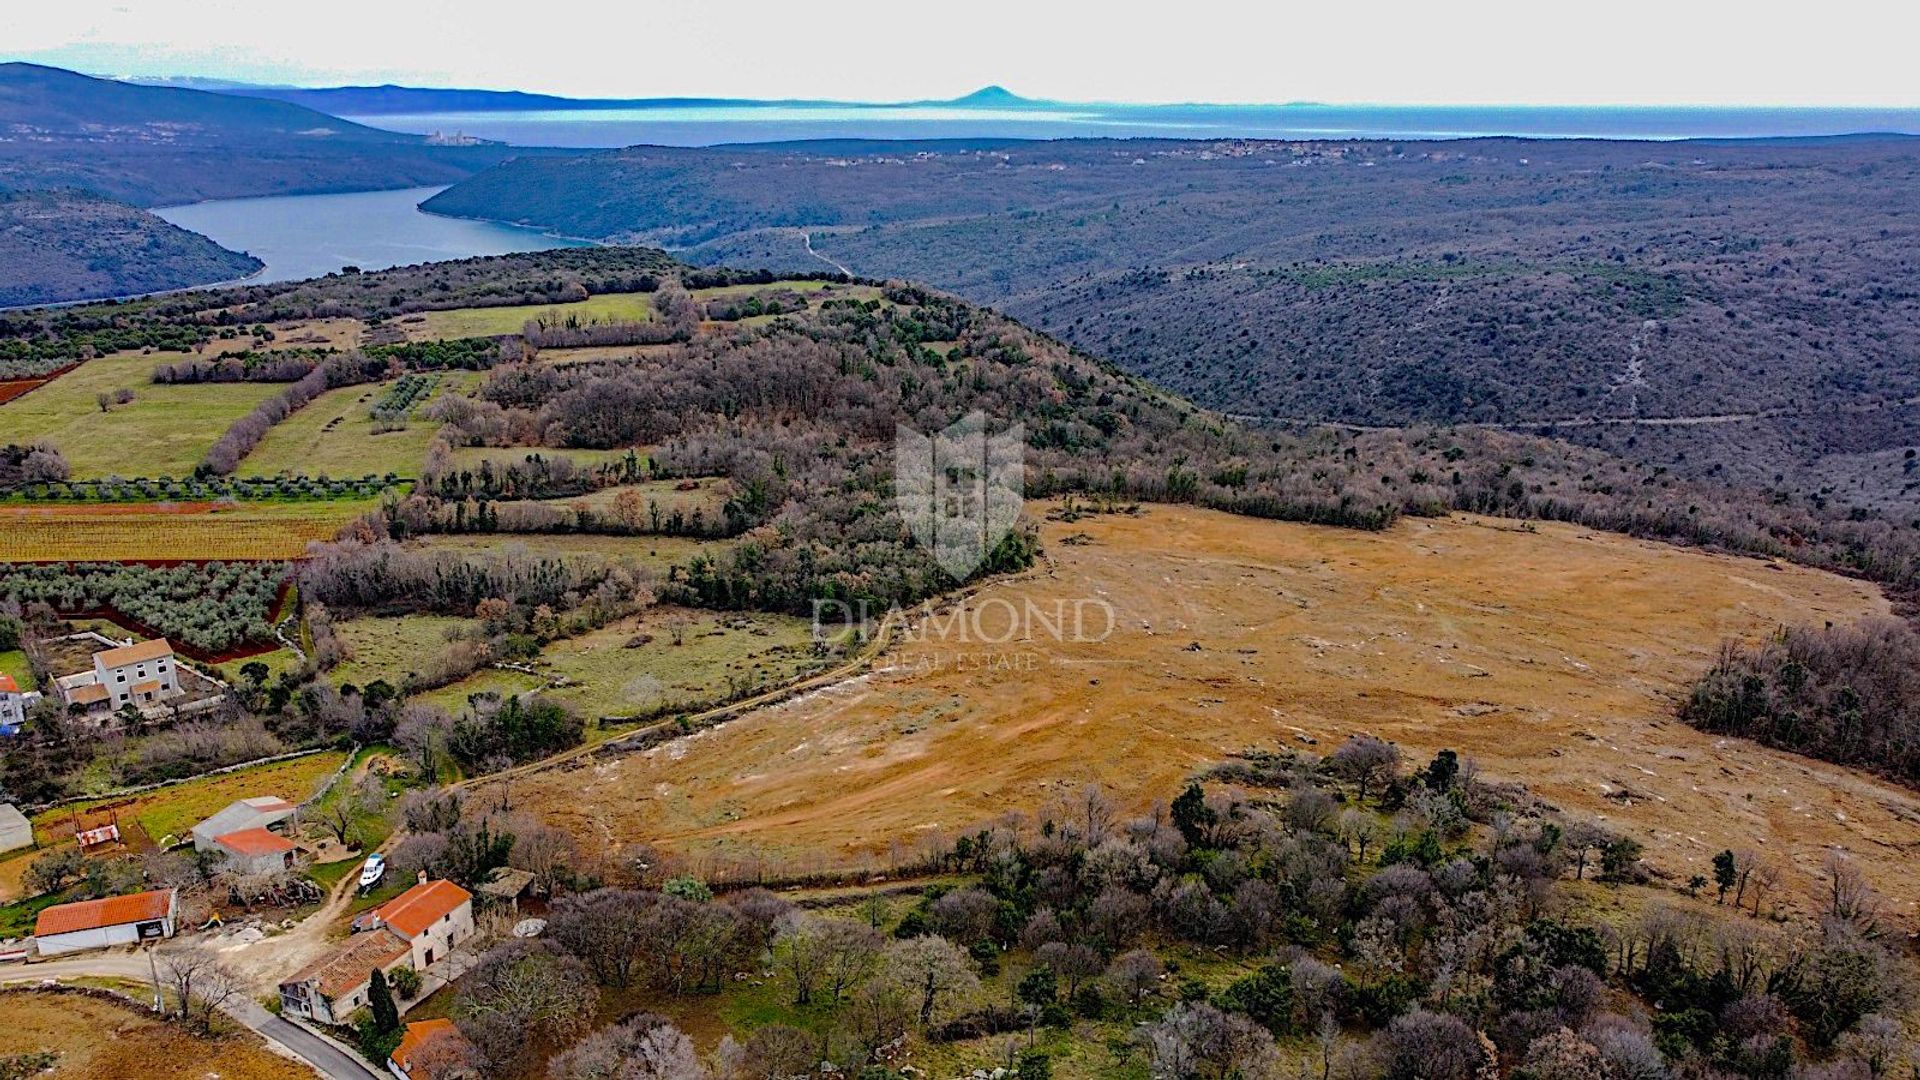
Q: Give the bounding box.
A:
[371,878,475,972]
[279,879,474,1025]
[0,673,37,735]
[55,638,183,714]
[33,888,176,956]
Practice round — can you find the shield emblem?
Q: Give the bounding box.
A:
[896,411,1025,580]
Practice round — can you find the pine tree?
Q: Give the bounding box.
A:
[1712,849,1738,904]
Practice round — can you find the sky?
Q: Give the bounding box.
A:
[9,0,1920,107]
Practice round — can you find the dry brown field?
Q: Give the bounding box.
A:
[507,502,1920,916]
[0,989,311,1080]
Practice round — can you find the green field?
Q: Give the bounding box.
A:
[329,614,483,689]
[418,608,822,727]
[0,650,33,692]
[414,292,656,339]
[540,478,731,519]
[689,280,844,300]
[213,645,304,686]
[419,668,544,714]
[241,373,478,479]
[28,750,348,848]
[408,533,722,578]
[0,351,282,478]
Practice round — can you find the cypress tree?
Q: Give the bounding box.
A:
[368,967,399,1035]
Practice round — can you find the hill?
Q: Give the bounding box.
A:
[0,62,524,206]
[0,189,262,307]
[423,134,1920,515]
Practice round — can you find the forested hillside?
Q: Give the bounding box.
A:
[0,63,546,304]
[0,189,262,307]
[426,135,1920,514]
[0,63,521,207]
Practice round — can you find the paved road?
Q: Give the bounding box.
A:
[0,951,381,1080]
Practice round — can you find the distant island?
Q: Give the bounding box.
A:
[190,80,1051,115]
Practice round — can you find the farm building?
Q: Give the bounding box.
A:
[54,638,185,715]
[0,803,31,854]
[209,826,297,875]
[389,1018,475,1080]
[280,878,474,1025]
[191,795,295,852]
[33,888,176,956]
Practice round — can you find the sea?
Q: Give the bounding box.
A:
[146,103,1920,287]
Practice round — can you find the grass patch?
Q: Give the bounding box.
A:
[407,533,723,578]
[242,373,478,479]
[533,477,731,521]
[0,890,66,938]
[329,614,481,690]
[0,350,283,479]
[28,750,348,849]
[417,668,544,713]
[421,608,824,730]
[412,292,656,339]
[214,646,304,686]
[0,649,33,692]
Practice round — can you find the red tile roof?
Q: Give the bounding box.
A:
[375,879,471,939]
[35,889,173,937]
[391,1019,473,1078]
[0,673,17,694]
[214,827,296,858]
[283,928,411,999]
[94,639,174,668]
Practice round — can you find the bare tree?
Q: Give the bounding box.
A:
[1823,851,1881,932]
[882,936,979,1027]
[1328,735,1402,800]
[1108,948,1164,1005]
[548,1012,706,1080]
[454,940,599,1071]
[157,946,244,1034]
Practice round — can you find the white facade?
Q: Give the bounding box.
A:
[54,639,185,715]
[34,892,176,957]
[401,899,474,971]
[93,645,181,710]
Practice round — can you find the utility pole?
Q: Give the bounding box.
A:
[147,946,163,1014]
